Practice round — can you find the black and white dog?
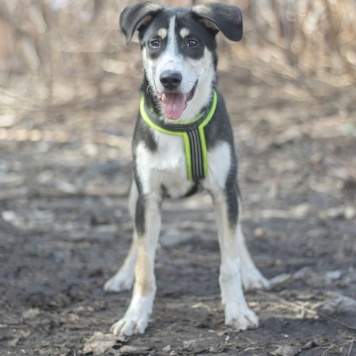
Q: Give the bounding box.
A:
[104,2,270,336]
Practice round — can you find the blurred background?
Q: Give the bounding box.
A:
[0,0,355,129]
[1,0,355,203]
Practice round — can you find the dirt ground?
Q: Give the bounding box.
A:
[0,55,355,355]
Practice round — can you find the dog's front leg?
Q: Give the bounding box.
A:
[111,193,161,336]
[211,185,259,331]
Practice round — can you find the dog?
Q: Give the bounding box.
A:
[104,2,270,336]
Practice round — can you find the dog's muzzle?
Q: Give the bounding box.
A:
[157,77,198,120]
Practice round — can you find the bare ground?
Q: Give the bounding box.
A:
[0,61,355,355]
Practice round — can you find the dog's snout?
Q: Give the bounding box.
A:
[159,70,182,89]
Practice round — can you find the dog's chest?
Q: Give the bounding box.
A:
[136,132,194,198]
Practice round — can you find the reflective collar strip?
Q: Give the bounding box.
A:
[140,90,217,182]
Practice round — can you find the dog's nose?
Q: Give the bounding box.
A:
[159,70,182,89]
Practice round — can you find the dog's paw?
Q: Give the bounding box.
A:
[111,316,148,336]
[225,304,259,331]
[110,293,154,336]
[104,270,134,292]
[241,267,270,291]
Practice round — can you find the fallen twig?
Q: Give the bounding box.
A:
[347,338,354,356]
[257,290,356,331]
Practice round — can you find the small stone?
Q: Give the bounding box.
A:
[254,227,265,237]
[270,345,300,356]
[163,345,172,352]
[118,345,150,355]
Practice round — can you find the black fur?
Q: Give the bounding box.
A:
[120,2,243,44]
[120,2,163,44]
[192,3,243,42]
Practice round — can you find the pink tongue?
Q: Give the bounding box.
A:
[161,93,186,120]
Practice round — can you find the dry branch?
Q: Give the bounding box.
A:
[0,0,355,117]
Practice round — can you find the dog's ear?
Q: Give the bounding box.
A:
[192,3,243,42]
[120,2,163,44]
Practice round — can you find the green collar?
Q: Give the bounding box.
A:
[140,90,217,182]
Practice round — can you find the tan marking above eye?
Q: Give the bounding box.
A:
[157,28,167,39]
[180,28,190,38]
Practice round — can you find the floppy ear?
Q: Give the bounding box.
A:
[192,2,243,42]
[120,2,163,44]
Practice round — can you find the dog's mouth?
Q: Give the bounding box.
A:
[157,81,198,120]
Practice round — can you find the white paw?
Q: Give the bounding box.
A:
[104,270,134,292]
[111,315,148,336]
[110,293,154,336]
[225,304,259,331]
[241,266,270,291]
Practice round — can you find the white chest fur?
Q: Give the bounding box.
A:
[135,131,193,198]
[135,128,232,199]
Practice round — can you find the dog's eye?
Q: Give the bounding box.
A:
[187,40,198,47]
[150,40,161,49]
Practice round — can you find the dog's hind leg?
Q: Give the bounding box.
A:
[236,216,270,291]
[104,181,138,292]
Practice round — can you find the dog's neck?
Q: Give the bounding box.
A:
[140,89,217,131]
[140,89,218,181]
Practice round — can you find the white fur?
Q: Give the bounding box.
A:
[136,137,193,199]
[219,256,259,329]
[204,142,231,190]
[111,292,155,336]
[179,52,214,122]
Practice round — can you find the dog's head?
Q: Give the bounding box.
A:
[120,2,243,121]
